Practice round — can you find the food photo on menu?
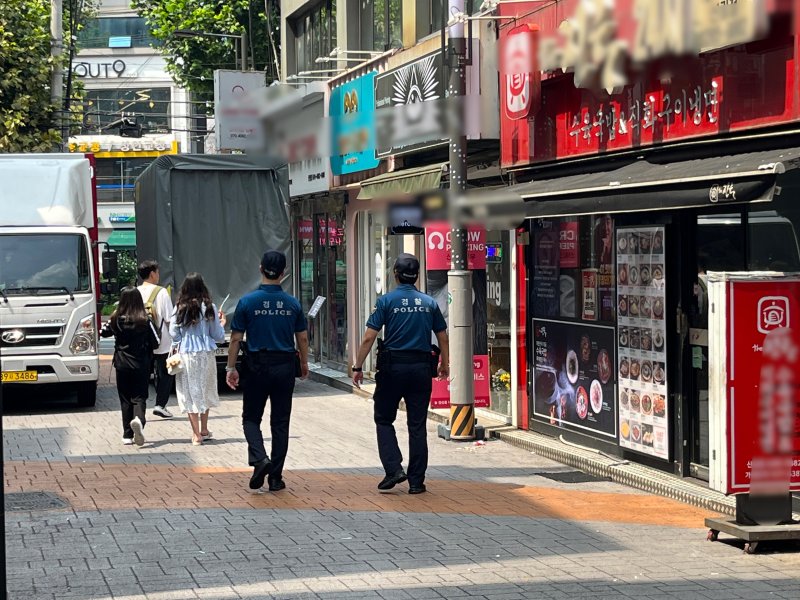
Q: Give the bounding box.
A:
[533,320,617,438]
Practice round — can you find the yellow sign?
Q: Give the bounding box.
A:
[68,140,179,158]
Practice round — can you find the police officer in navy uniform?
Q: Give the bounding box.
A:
[226,250,309,491]
[353,253,449,494]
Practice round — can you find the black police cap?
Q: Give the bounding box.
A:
[394,253,420,278]
[261,250,286,279]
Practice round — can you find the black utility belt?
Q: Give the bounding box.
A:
[382,350,431,363]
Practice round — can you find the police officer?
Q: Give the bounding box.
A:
[353,253,449,495]
[226,250,309,492]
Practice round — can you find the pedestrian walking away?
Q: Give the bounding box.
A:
[353,253,450,495]
[226,250,310,492]
[137,260,176,419]
[170,273,227,446]
[100,287,161,447]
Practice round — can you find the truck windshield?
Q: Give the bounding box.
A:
[0,234,91,294]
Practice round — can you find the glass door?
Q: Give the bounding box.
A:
[689,209,746,479]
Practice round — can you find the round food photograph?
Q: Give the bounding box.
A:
[576,386,589,420]
[631,422,642,443]
[621,420,630,440]
[629,266,639,285]
[641,360,653,382]
[618,264,628,285]
[621,389,629,408]
[590,379,603,413]
[630,392,641,411]
[566,350,579,385]
[641,394,653,415]
[597,349,611,384]
[619,357,629,378]
[618,296,628,316]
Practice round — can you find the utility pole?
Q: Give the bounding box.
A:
[51,0,64,148]
[447,0,475,440]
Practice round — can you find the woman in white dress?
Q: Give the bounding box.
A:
[169,273,226,445]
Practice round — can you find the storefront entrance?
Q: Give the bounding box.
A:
[295,202,348,370]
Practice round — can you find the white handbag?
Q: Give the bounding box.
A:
[166,348,185,375]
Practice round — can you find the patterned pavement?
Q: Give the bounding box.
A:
[3,358,800,599]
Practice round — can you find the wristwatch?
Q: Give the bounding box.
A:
[225,366,237,373]
[351,366,363,372]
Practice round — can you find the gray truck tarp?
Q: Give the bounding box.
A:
[135,154,291,319]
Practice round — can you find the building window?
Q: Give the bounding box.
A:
[96,157,155,203]
[360,0,402,51]
[291,0,337,75]
[78,17,158,49]
[82,88,171,135]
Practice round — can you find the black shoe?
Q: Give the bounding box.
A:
[378,470,407,491]
[408,484,427,495]
[268,477,286,492]
[249,458,272,490]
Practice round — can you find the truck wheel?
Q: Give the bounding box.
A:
[77,382,97,408]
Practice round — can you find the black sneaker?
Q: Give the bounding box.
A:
[249,458,272,490]
[408,484,427,495]
[268,477,286,492]
[378,470,408,491]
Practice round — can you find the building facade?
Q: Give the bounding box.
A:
[68,0,192,251]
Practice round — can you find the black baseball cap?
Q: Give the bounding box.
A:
[394,253,420,280]
[261,250,286,279]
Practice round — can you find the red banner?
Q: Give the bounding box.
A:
[425,223,486,271]
[431,354,490,409]
[725,280,800,494]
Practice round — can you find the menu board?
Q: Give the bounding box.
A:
[533,318,617,438]
[616,226,669,459]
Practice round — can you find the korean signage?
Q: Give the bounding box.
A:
[709,277,800,495]
[498,0,794,168]
[533,318,617,438]
[616,226,669,460]
[425,223,486,271]
[68,139,177,155]
[330,73,380,175]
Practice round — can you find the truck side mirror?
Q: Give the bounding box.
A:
[102,251,119,279]
[101,281,119,295]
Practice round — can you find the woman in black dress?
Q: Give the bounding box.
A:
[100,287,160,446]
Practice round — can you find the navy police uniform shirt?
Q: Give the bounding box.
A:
[231,285,307,352]
[367,284,447,352]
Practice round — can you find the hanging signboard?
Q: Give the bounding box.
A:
[616,226,669,459]
[708,274,800,495]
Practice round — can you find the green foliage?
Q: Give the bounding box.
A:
[0,0,97,152]
[117,250,138,288]
[0,0,60,151]
[132,0,281,105]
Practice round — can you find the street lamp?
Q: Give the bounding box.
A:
[173,29,249,70]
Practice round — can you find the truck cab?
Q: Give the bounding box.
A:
[0,155,100,406]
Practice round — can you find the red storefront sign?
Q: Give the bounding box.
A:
[431,354,490,409]
[500,24,540,121]
[425,223,486,271]
[725,280,800,495]
[498,0,798,168]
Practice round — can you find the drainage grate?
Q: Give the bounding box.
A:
[5,491,69,512]
[537,470,610,484]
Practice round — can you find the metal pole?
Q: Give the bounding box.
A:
[447,0,474,440]
[240,32,248,70]
[51,0,64,148]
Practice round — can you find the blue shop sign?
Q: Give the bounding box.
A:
[330,72,379,176]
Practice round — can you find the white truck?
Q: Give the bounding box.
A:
[0,154,102,406]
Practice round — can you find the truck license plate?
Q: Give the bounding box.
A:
[1,370,38,382]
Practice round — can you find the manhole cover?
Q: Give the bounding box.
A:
[537,471,609,484]
[5,492,69,512]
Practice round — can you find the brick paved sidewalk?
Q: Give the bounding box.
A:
[3,370,800,599]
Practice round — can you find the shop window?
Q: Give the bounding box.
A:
[81,88,171,135]
[486,231,512,417]
[95,157,156,203]
[78,17,159,49]
[531,215,616,325]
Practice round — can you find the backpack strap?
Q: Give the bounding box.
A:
[146,286,162,324]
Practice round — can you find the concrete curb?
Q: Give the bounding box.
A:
[307,366,800,520]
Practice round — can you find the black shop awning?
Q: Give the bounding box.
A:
[461,147,800,228]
